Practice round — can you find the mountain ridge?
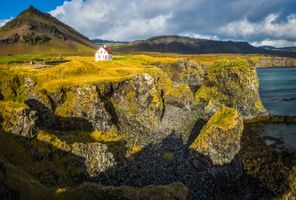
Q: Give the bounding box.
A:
[113,35,296,57]
[0,6,97,55]
[113,35,267,54]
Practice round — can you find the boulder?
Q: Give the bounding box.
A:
[189,106,243,165]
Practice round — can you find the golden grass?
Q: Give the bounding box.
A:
[127,145,142,155]
[90,130,124,143]
[0,54,262,93]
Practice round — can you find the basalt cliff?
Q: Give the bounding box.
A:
[0,57,295,200]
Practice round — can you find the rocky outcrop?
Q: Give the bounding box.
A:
[12,109,38,138]
[0,57,275,199]
[256,56,296,68]
[54,85,116,132]
[0,32,51,45]
[195,60,267,119]
[71,143,116,177]
[156,59,205,92]
[0,101,38,138]
[189,106,243,165]
[111,73,165,144]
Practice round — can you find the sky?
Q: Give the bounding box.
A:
[0,0,296,47]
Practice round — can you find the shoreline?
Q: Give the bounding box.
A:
[256,66,296,69]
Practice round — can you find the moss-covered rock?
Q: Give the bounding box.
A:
[195,59,267,119]
[0,101,38,138]
[156,59,205,92]
[190,106,243,165]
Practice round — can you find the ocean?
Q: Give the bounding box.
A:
[256,67,296,152]
[257,67,296,116]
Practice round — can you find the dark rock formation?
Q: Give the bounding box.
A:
[0,161,20,200]
[56,182,188,200]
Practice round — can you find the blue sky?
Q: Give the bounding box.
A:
[1,0,296,47]
[0,0,65,19]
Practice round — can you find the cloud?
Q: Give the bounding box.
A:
[251,39,296,48]
[219,13,296,41]
[50,0,174,40]
[49,0,296,45]
[0,18,12,27]
[181,33,220,41]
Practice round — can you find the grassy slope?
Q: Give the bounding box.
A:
[0,39,96,57]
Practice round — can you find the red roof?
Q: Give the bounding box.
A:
[103,46,112,54]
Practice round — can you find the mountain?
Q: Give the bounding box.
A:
[113,35,268,54]
[259,45,296,53]
[0,6,97,55]
[92,38,127,45]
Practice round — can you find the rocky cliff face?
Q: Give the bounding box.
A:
[0,58,271,199]
[256,56,296,67]
[195,60,267,119]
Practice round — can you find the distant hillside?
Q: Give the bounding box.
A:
[113,35,268,54]
[112,35,295,57]
[92,39,127,45]
[0,6,97,55]
[259,46,296,53]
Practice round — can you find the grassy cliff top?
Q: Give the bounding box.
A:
[190,106,242,150]
[200,106,240,132]
[0,54,261,94]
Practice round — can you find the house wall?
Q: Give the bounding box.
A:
[95,48,112,61]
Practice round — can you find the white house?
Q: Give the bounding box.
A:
[95,45,112,61]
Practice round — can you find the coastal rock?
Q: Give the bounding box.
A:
[195,60,267,119]
[189,106,243,165]
[256,56,296,68]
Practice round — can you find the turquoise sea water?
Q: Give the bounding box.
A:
[257,67,296,116]
[257,67,296,152]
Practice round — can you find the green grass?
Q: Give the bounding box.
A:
[0,54,64,64]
